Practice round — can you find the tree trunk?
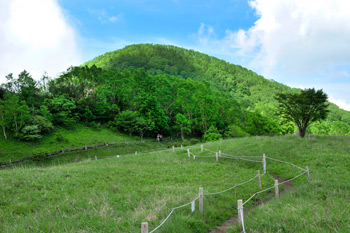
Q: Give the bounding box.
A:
[180,126,184,141]
[298,128,306,138]
[0,113,7,140]
[1,124,6,140]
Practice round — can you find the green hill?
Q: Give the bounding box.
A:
[84,44,350,132]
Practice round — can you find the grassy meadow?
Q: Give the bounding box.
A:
[0,135,349,232]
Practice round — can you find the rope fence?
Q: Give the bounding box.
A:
[141,144,310,233]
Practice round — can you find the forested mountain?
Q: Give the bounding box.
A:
[85,44,350,132]
[1,44,350,142]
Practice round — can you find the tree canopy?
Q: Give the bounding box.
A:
[275,88,329,137]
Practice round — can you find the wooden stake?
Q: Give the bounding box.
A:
[306,166,310,180]
[257,170,261,189]
[135,151,137,155]
[141,222,148,233]
[172,146,175,152]
[181,145,183,150]
[95,156,97,160]
[219,150,221,157]
[201,144,203,152]
[263,153,266,174]
[216,152,218,162]
[237,199,244,231]
[199,187,203,214]
[187,149,190,158]
[275,179,279,197]
[85,145,87,150]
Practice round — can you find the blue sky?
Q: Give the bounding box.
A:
[1,0,350,110]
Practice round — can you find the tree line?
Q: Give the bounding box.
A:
[0,66,294,141]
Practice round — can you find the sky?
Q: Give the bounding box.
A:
[1,0,350,110]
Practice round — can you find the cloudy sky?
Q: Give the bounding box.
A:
[1,0,350,110]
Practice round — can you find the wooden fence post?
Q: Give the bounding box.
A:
[187,149,190,158]
[135,151,137,155]
[199,187,203,214]
[219,150,221,157]
[257,170,261,189]
[181,145,183,150]
[95,156,97,160]
[172,146,175,152]
[263,153,266,174]
[85,145,87,150]
[141,222,148,233]
[237,199,244,231]
[193,155,196,160]
[201,144,203,152]
[306,166,310,180]
[216,152,218,162]
[275,179,279,197]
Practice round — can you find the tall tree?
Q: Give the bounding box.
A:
[275,88,329,137]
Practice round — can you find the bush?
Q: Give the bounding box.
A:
[203,126,222,142]
[225,124,249,138]
[189,138,200,145]
[19,125,42,141]
[30,115,54,134]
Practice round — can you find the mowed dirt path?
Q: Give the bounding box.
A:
[210,174,293,233]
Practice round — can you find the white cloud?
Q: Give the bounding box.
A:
[87,9,124,24]
[0,0,80,83]
[193,0,350,111]
[329,97,350,111]
[234,0,350,75]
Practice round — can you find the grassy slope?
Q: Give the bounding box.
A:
[0,125,140,163]
[227,135,350,232]
[0,143,274,232]
[2,135,349,232]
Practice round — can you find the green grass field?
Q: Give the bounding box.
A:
[0,125,142,163]
[1,135,349,232]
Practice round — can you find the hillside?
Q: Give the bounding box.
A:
[1,44,350,148]
[1,136,349,232]
[85,44,350,131]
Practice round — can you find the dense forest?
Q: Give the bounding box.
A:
[1,44,350,142]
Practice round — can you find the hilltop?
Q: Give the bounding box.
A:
[85,44,350,128]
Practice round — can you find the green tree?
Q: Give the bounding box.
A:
[174,113,191,141]
[135,116,155,141]
[275,88,329,138]
[114,110,138,135]
[0,99,7,139]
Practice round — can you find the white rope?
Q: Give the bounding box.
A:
[203,148,216,153]
[172,195,200,210]
[243,170,307,206]
[149,195,200,232]
[221,152,263,158]
[149,209,174,233]
[279,171,307,185]
[220,156,262,163]
[266,156,305,171]
[204,174,259,196]
[240,206,246,233]
[190,152,216,158]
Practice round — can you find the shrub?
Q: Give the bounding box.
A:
[30,115,54,134]
[225,124,249,138]
[203,126,223,142]
[19,125,42,141]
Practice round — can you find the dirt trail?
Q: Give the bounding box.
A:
[209,174,293,233]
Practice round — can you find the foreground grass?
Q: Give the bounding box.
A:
[0,144,274,233]
[1,135,348,232]
[226,135,350,232]
[0,125,140,163]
